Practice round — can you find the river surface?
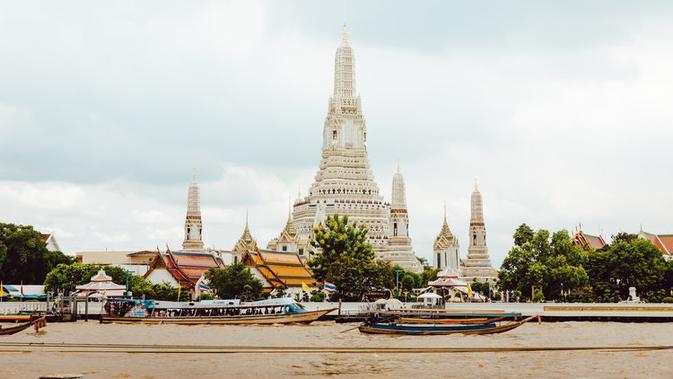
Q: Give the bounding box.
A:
[2,321,673,378]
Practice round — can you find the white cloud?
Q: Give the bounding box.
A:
[1,2,672,267]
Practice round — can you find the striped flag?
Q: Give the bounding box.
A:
[324,282,336,292]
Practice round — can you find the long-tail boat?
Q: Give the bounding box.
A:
[358,315,536,335]
[0,316,47,336]
[101,298,336,325]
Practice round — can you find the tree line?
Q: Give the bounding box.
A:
[499,224,673,303]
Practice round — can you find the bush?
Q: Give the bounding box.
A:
[309,290,326,302]
[662,297,673,303]
[198,292,214,301]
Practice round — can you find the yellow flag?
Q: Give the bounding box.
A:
[467,283,473,299]
[176,284,181,301]
[0,282,4,297]
[302,282,311,293]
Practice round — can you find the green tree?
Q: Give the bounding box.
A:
[513,223,535,247]
[44,263,128,295]
[585,234,666,302]
[205,263,263,301]
[401,273,416,291]
[0,223,73,283]
[499,225,589,301]
[308,215,383,301]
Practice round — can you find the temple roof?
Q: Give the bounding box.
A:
[573,230,607,250]
[233,215,257,253]
[640,230,673,255]
[434,216,456,250]
[278,211,299,243]
[242,248,315,289]
[145,250,225,288]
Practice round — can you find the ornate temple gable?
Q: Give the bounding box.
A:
[182,172,205,250]
[433,217,456,250]
[233,213,257,254]
[573,229,607,250]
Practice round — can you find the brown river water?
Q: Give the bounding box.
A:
[2,321,673,378]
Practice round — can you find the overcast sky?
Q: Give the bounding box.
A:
[1,1,672,266]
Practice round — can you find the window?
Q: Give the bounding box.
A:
[282,246,287,252]
[393,222,398,237]
[436,253,441,268]
[299,248,304,255]
[234,256,238,264]
[333,130,337,139]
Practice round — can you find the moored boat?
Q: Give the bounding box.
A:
[101,298,336,325]
[358,315,536,335]
[0,316,47,336]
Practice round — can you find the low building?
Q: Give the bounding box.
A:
[639,230,673,261]
[75,250,158,276]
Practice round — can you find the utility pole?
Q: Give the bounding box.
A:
[395,270,403,299]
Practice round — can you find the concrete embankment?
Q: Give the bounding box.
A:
[4,301,673,322]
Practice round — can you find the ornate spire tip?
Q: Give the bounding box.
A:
[341,23,349,44]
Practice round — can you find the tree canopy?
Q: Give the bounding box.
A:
[205,263,263,301]
[500,225,673,302]
[0,223,73,283]
[308,215,392,301]
[499,225,590,301]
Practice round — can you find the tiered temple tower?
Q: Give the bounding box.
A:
[289,26,421,272]
[182,173,204,250]
[267,206,302,256]
[232,212,257,263]
[433,207,460,274]
[384,165,422,272]
[461,183,498,282]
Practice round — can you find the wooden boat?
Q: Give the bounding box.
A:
[101,298,336,325]
[400,316,506,325]
[358,316,536,335]
[0,316,47,336]
[0,314,32,322]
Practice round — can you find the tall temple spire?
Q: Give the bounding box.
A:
[333,25,356,99]
[182,172,204,250]
[470,182,484,224]
[463,183,497,282]
[290,26,421,272]
[391,164,407,209]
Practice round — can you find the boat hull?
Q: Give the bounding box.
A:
[358,316,535,335]
[101,308,336,325]
[0,316,46,336]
